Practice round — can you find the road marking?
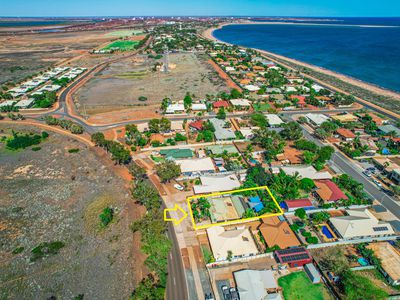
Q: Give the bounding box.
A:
[173,277,176,286]
[170,253,173,260]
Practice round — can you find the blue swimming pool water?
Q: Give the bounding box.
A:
[322,226,334,239]
[358,257,369,266]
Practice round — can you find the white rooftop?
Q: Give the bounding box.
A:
[207,226,258,261]
[265,114,284,126]
[234,270,278,300]
[193,174,241,194]
[329,208,395,239]
[273,165,332,180]
[175,157,215,174]
[191,103,207,111]
[166,103,185,114]
[305,113,330,126]
[244,85,260,92]
[230,99,251,107]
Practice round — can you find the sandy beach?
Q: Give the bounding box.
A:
[202,23,400,104]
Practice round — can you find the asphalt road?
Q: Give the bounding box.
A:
[299,124,400,219]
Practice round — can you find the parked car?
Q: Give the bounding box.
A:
[373,179,382,188]
[229,287,240,300]
[363,171,372,177]
[366,167,376,173]
[383,188,395,196]
[205,293,215,300]
[174,184,184,191]
[221,286,231,300]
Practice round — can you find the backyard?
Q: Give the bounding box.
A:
[278,271,332,300]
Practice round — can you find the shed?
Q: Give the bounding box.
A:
[304,263,321,283]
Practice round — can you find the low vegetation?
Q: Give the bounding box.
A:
[44,115,84,134]
[30,241,65,262]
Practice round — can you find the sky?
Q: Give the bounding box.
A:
[1,0,399,17]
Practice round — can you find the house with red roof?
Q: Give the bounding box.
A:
[213,100,229,109]
[280,198,314,212]
[314,180,348,203]
[290,95,307,108]
[275,247,312,267]
[336,128,356,142]
[189,120,204,132]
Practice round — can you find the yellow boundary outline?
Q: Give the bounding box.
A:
[187,186,283,230]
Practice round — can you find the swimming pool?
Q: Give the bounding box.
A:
[322,226,334,239]
[358,257,369,266]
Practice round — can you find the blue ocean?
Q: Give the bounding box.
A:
[213,18,400,92]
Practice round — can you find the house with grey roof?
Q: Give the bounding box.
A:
[209,118,236,140]
[234,269,280,300]
[378,125,400,137]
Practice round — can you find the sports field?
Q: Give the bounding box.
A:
[102,40,139,51]
[278,272,332,300]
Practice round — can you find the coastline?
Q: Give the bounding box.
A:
[202,23,400,103]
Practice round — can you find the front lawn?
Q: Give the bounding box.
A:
[278,271,331,300]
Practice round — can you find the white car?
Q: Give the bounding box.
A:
[373,179,382,188]
[174,184,184,191]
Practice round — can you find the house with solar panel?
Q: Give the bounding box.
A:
[274,247,312,268]
[328,208,395,240]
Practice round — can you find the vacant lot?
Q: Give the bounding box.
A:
[0,30,112,85]
[76,52,230,115]
[278,271,332,300]
[0,125,145,300]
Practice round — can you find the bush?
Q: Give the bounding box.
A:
[68,148,80,153]
[31,146,41,151]
[30,241,65,262]
[99,207,114,227]
[306,236,318,244]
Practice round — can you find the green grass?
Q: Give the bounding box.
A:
[253,103,271,112]
[102,40,139,51]
[278,271,331,300]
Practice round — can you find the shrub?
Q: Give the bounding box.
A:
[30,241,65,261]
[31,146,41,151]
[68,148,80,153]
[99,207,114,227]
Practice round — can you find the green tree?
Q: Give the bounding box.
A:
[156,160,181,183]
[299,178,315,192]
[250,113,268,127]
[183,92,192,109]
[216,107,226,119]
[230,88,242,99]
[280,121,302,140]
[294,208,307,220]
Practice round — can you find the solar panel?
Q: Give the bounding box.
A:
[280,253,310,263]
[277,247,305,255]
[372,226,388,232]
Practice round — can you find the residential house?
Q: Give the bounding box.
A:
[230,99,252,110]
[378,125,400,137]
[336,128,356,142]
[14,99,35,109]
[159,148,193,160]
[189,120,204,131]
[258,216,300,249]
[191,103,207,111]
[271,165,332,180]
[213,100,229,109]
[314,180,348,203]
[206,226,258,261]
[210,118,236,140]
[166,103,185,114]
[305,113,330,127]
[280,198,314,212]
[234,270,280,300]
[206,144,239,155]
[265,114,284,127]
[331,113,358,123]
[175,157,215,176]
[275,247,312,267]
[328,208,395,239]
[193,174,241,194]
